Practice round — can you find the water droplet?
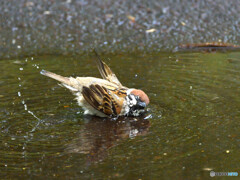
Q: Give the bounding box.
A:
[44,11,51,15]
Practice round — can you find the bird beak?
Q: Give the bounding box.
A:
[137,101,146,109]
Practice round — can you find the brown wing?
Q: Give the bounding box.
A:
[82,84,126,116]
[93,49,123,87]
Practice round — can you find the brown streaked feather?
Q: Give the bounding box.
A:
[82,84,127,116]
[93,50,123,87]
[104,89,127,114]
[95,84,106,95]
[82,85,113,116]
[89,85,102,98]
[82,86,101,109]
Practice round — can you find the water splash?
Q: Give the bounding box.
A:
[17,57,43,132]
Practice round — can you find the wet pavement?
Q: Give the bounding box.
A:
[1,0,240,58]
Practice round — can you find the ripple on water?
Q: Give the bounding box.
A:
[0,52,240,179]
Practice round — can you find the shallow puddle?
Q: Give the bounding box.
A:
[0,51,239,179]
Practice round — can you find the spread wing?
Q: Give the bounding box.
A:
[94,50,123,87]
[82,84,126,116]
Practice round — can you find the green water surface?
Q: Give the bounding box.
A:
[0,52,239,179]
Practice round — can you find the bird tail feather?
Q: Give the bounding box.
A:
[40,70,72,85]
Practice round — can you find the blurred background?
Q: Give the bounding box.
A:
[1,0,240,58]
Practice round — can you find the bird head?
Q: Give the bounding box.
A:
[126,89,150,116]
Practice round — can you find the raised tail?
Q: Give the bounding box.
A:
[40,70,80,92]
[40,70,71,85]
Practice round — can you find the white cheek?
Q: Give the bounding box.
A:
[127,95,137,107]
[131,97,137,106]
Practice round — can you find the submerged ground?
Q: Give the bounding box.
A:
[0,52,239,179]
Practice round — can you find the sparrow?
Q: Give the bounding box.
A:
[40,51,149,117]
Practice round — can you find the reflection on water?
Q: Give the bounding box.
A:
[66,115,150,163]
[0,52,240,179]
